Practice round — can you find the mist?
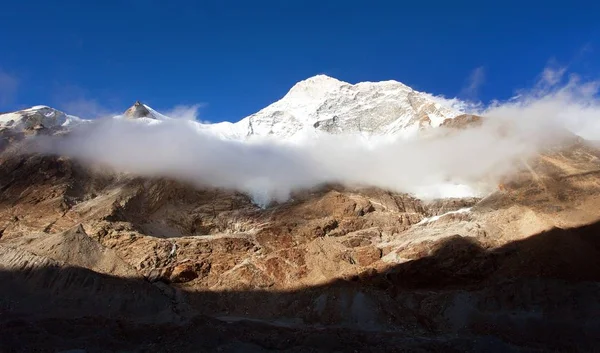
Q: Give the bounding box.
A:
[29,68,600,206]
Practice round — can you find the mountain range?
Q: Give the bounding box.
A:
[1,75,600,351]
[0,74,466,141]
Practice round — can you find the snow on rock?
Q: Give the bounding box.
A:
[416,207,472,225]
[218,74,463,140]
[2,75,464,140]
[0,106,86,130]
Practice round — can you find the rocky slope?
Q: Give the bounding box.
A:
[2,123,600,350]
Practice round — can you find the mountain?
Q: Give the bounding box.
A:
[2,76,600,350]
[2,127,600,350]
[212,74,463,140]
[0,75,464,141]
[0,105,83,130]
[123,100,154,119]
[111,75,465,140]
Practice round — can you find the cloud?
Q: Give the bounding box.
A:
[460,66,485,99]
[539,65,567,87]
[0,68,19,107]
[483,65,600,141]
[576,42,593,57]
[163,103,207,121]
[26,112,559,206]
[26,64,600,206]
[52,83,207,122]
[61,97,115,119]
[51,84,117,119]
[32,112,563,206]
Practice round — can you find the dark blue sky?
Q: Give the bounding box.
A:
[1,0,599,122]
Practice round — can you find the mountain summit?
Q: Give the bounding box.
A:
[123,101,154,119]
[285,74,348,101]
[222,74,462,139]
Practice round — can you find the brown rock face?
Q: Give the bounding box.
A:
[146,262,209,284]
[441,114,483,129]
[169,263,199,283]
[2,130,600,351]
[351,246,382,266]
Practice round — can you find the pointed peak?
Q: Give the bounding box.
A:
[124,100,153,119]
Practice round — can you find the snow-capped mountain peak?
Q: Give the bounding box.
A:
[0,75,466,142]
[224,74,463,140]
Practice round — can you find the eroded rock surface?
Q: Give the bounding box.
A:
[2,136,600,351]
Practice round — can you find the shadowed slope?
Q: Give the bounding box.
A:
[1,220,600,351]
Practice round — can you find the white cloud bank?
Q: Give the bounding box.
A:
[28,66,600,205]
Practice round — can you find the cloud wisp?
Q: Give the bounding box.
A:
[163,103,207,121]
[482,66,600,141]
[61,97,116,119]
[460,66,485,99]
[0,68,19,108]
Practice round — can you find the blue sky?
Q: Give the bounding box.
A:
[1,0,599,122]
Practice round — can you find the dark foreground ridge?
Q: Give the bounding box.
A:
[2,220,600,352]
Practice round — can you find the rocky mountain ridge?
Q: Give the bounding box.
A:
[0,74,464,141]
